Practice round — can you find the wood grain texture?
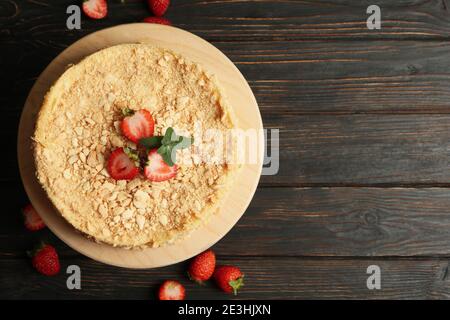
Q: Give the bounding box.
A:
[262,114,450,186]
[7,40,450,114]
[3,0,450,41]
[2,256,450,299]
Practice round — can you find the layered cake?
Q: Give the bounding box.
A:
[33,43,238,248]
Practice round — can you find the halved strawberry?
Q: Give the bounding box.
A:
[120,109,155,143]
[158,280,185,300]
[144,149,177,182]
[107,148,139,180]
[22,204,46,231]
[82,0,107,20]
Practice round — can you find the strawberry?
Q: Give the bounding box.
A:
[143,17,171,26]
[214,265,244,295]
[188,250,216,283]
[22,203,45,231]
[144,149,177,182]
[120,108,155,143]
[82,0,107,19]
[107,147,139,180]
[147,0,170,17]
[158,280,185,300]
[30,243,60,276]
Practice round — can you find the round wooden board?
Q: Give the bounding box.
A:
[17,24,263,269]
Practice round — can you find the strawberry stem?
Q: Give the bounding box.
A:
[122,108,135,117]
[229,276,244,295]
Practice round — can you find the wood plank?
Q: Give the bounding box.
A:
[6,184,450,257]
[3,0,450,41]
[222,40,450,114]
[6,40,450,114]
[261,114,450,185]
[217,187,450,256]
[1,256,450,299]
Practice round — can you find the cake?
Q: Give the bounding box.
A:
[33,43,238,248]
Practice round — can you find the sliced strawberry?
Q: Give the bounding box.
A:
[107,148,139,180]
[120,109,155,143]
[22,204,46,231]
[147,0,170,17]
[143,17,171,26]
[82,0,107,20]
[144,149,177,182]
[158,280,185,300]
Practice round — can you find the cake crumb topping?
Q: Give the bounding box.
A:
[34,44,238,248]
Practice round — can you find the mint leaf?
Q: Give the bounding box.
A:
[139,136,163,150]
[157,145,176,167]
[161,127,176,145]
[175,136,193,150]
[143,127,194,166]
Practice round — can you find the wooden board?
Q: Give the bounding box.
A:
[17,24,263,268]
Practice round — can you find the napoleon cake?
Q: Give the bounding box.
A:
[33,43,238,248]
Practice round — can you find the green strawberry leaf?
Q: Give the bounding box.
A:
[123,147,139,161]
[122,108,135,117]
[229,276,244,296]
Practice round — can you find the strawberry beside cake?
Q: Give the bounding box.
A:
[33,43,238,248]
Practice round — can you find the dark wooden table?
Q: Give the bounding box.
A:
[3,0,450,299]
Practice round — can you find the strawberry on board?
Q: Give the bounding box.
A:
[144,149,177,182]
[147,0,170,17]
[214,265,244,295]
[22,203,46,231]
[158,280,185,300]
[120,108,155,143]
[107,147,140,180]
[188,249,216,283]
[29,243,60,276]
[82,0,107,19]
[143,17,171,26]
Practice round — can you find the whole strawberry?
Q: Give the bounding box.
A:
[30,243,60,276]
[147,0,170,17]
[214,265,244,295]
[188,249,216,283]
